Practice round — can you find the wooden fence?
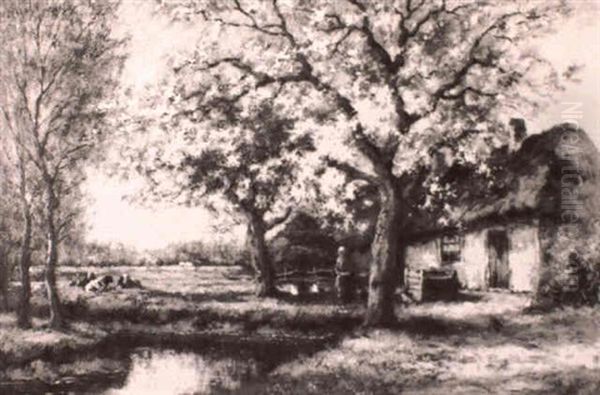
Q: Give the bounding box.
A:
[404,267,459,302]
[405,268,424,301]
[275,268,335,285]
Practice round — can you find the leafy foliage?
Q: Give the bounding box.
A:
[0,0,125,243]
[0,0,125,326]
[153,0,577,318]
[160,0,574,183]
[178,101,315,216]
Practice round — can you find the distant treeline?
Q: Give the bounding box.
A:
[59,240,248,267]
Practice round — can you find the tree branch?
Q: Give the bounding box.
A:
[57,211,77,239]
[350,124,392,171]
[184,2,397,176]
[323,155,379,185]
[345,0,367,13]
[271,0,297,46]
[440,86,499,101]
[423,11,523,118]
[266,206,293,230]
[360,17,403,74]
[198,0,285,38]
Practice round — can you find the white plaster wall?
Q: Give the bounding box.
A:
[405,238,441,271]
[508,224,540,292]
[403,224,540,292]
[455,229,488,289]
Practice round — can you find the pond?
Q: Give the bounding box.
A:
[0,334,331,394]
[104,347,261,394]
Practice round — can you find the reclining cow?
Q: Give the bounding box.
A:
[70,271,96,288]
[71,271,142,292]
[85,275,113,292]
[116,274,141,289]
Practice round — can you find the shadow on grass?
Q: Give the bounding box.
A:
[28,290,362,333]
[391,314,493,337]
[62,303,199,325]
[24,284,552,345]
[453,292,485,303]
[275,291,339,306]
[140,288,252,304]
[37,295,494,338]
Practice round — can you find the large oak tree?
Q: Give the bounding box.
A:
[123,93,315,296]
[159,0,573,325]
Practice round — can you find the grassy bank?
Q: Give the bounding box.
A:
[255,301,600,394]
[26,265,364,334]
[0,316,110,369]
[1,265,599,393]
[1,265,356,380]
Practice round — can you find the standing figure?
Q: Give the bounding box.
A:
[335,246,354,303]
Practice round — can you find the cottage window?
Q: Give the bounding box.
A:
[441,234,462,264]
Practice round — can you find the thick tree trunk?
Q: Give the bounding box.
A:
[44,188,65,329]
[364,182,402,327]
[246,211,277,297]
[16,207,32,328]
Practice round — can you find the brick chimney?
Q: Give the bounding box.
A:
[509,118,527,144]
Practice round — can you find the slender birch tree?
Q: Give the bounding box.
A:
[0,0,124,328]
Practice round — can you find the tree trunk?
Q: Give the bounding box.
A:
[16,206,32,329]
[0,252,9,312]
[44,187,65,329]
[246,211,277,297]
[364,181,402,327]
[15,155,33,327]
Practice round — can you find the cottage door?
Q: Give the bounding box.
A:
[487,230,510,289]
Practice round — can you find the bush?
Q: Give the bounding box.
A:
[537,221,600,306]
[270,211,337,272]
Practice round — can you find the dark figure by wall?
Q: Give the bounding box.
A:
[335,246,354,304]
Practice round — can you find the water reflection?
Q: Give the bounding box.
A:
[1,336,330,394]
[103,348,260,394]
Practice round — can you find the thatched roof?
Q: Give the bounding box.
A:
[271,124,600,253]
[408,124,600,239]
[459,124,598,221]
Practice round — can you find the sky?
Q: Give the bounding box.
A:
[85,0,600,250]
[84,1,226,250]
[529,2,599,136]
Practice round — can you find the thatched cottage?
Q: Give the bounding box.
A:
[404,124,600,293]
[270,123,599,298]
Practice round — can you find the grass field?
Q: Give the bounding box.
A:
[1,265,599,394]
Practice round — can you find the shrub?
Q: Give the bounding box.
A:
[537,221,600,306]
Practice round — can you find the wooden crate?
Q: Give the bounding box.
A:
[405,268,458,302]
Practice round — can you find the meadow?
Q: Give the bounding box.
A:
[0,264,599,394]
